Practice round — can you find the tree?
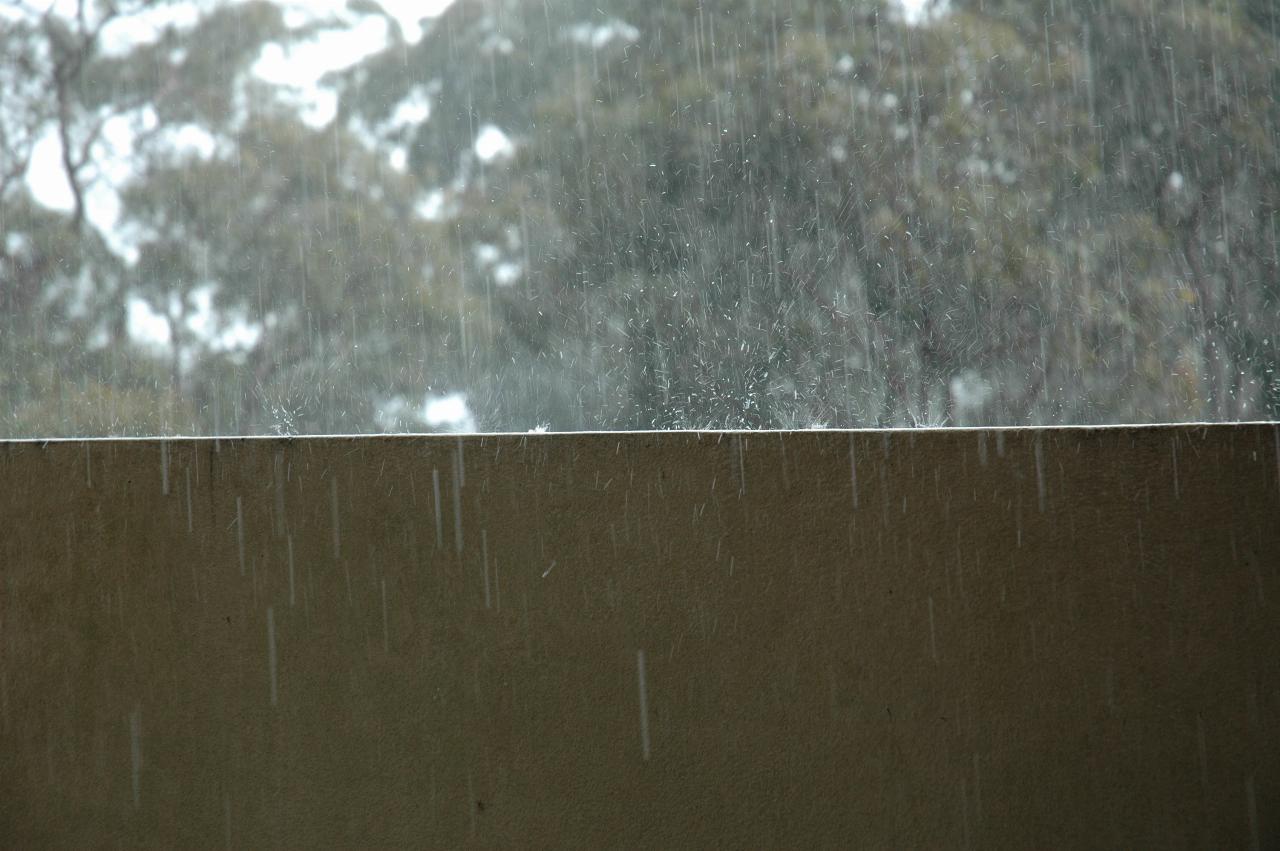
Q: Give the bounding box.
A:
[2,0,466,435]
[337,0,1279,428]
[3,0,1278,434]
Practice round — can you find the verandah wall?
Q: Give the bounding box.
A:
[1,426,1278,847]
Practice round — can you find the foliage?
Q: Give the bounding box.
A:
[2,0,1277,434]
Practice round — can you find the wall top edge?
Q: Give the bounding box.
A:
[1,421,1277,446]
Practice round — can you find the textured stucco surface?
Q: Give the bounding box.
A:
[1,426,1278,847]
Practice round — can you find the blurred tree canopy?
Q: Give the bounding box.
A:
[2,0,1278,435]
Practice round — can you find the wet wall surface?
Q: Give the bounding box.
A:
[2,426,1278,847]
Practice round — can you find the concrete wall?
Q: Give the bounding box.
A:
[2,426,1278,847]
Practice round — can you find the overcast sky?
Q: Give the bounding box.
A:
[20,0,454,232]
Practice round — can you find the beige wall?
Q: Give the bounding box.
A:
[2,426,1278,847]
